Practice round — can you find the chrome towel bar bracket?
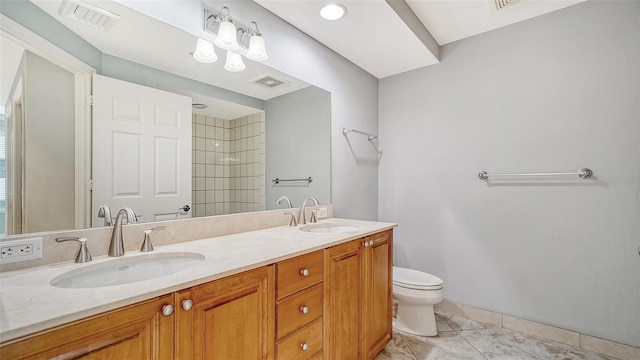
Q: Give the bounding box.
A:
[343,128,377,141]
[478,168,593,180]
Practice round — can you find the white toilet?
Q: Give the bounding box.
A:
[392,266,444,336]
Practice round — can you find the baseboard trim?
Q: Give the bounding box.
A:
[435,300,640,360]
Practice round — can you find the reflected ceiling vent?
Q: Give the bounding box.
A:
[252,75,289,88]
[494,0,526,11]
[58,0,120,31]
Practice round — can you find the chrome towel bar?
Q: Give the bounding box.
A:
[342,128,377,141]
[478,168,593,180]
[272,177,313,184]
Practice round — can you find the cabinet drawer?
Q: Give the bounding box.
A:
[276,283,323,339]
[276,318,323,360]
[277,250,323,299]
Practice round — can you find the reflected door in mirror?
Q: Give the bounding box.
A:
[92,75,192,226]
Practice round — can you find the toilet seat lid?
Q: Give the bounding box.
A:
[393,266,443,289]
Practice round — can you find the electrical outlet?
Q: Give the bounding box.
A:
[0,238,43,264]
[316,207,328,219]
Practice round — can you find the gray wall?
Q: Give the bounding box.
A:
[265,86,331,208]
[23,51,75,233]
[379,0,639,347]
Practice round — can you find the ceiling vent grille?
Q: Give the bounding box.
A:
[494,0,525,11]
[252,76,288,88]
[58,0,120,31]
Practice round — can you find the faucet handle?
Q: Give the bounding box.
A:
[55,237,92,263]
[310,210,318,224]
[284,211,298,227]
[140,226,166,252]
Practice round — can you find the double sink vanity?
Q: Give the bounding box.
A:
[0,216,396,359]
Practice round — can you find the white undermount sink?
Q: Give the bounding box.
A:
[50,252,205,289]
[299,223,358,233]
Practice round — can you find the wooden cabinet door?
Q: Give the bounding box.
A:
[175,266,275,360]
[363,230,393,360]
[0,294,174,360]
[324,239,364,360]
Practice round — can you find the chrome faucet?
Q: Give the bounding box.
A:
[298,196,319,225]
[109,207,138,257]
[56,237,92,263]
[276,195,293,208]
[97,204,113,226]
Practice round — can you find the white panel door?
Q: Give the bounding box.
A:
[92,74,192,225]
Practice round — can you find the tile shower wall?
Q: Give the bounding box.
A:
[192,112,265,217]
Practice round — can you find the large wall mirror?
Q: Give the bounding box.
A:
[0,0,331,238]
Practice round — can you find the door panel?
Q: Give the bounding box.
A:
[325,240,363,360]
[92,74,192,225]
[0,295,174,360]
[175,266,274,360]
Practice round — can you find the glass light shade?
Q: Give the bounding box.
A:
[224,50,245,72]
[192,38,217,63]
[214,21,239,50]
[246,35,268,62]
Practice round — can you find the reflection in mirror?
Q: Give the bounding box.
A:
[0,0,331,238]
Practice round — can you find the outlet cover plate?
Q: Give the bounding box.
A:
[0,238,43,264]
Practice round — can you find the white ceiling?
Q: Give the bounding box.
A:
[256,0,587,79]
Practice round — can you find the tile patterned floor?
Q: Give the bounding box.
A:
[375,311,618,360]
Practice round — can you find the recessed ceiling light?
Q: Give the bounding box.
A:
[192,103,208,109]
[320,4,347,20]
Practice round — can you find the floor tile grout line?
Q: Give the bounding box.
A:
[396,332,420,360]
[454,327,490,360]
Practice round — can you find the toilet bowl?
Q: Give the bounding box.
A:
[392,266,444,336]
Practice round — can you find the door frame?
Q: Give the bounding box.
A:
[1,14,96,230]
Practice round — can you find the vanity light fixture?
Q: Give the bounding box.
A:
[242,22,268,61]
[192,38,218,63]
[320,3,347,20]
[224,50,246,72]
[197,7,269,71]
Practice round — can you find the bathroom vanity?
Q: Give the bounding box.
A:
[0,219,395,360]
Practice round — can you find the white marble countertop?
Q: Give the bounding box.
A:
[0,218,396,343]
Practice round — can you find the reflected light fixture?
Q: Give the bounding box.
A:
[224,50,246,72]
[320,3,347,20]
[192,38,217,63]
[244,22,268,61]
[198,6,268,72]
[215,20,239,50]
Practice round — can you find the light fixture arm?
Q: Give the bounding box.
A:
[238,21,262,43]
[247,21,261,36]
[205,6,233,29]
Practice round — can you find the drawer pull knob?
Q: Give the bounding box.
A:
[362,241,369,248]
[161,304,174,316]
[300,343,309,351]
[369,240,374,246]
[300,305,309,314]
[300,268,310,276]
[182,299,194,311]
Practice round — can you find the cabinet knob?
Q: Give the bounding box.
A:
[161,304,174,316]
[182,299,194,311]
[299,268,310,276]
[369,240,374,246]
[300,343,309,351]
[299,305,309,314]
[362,241,369,248]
